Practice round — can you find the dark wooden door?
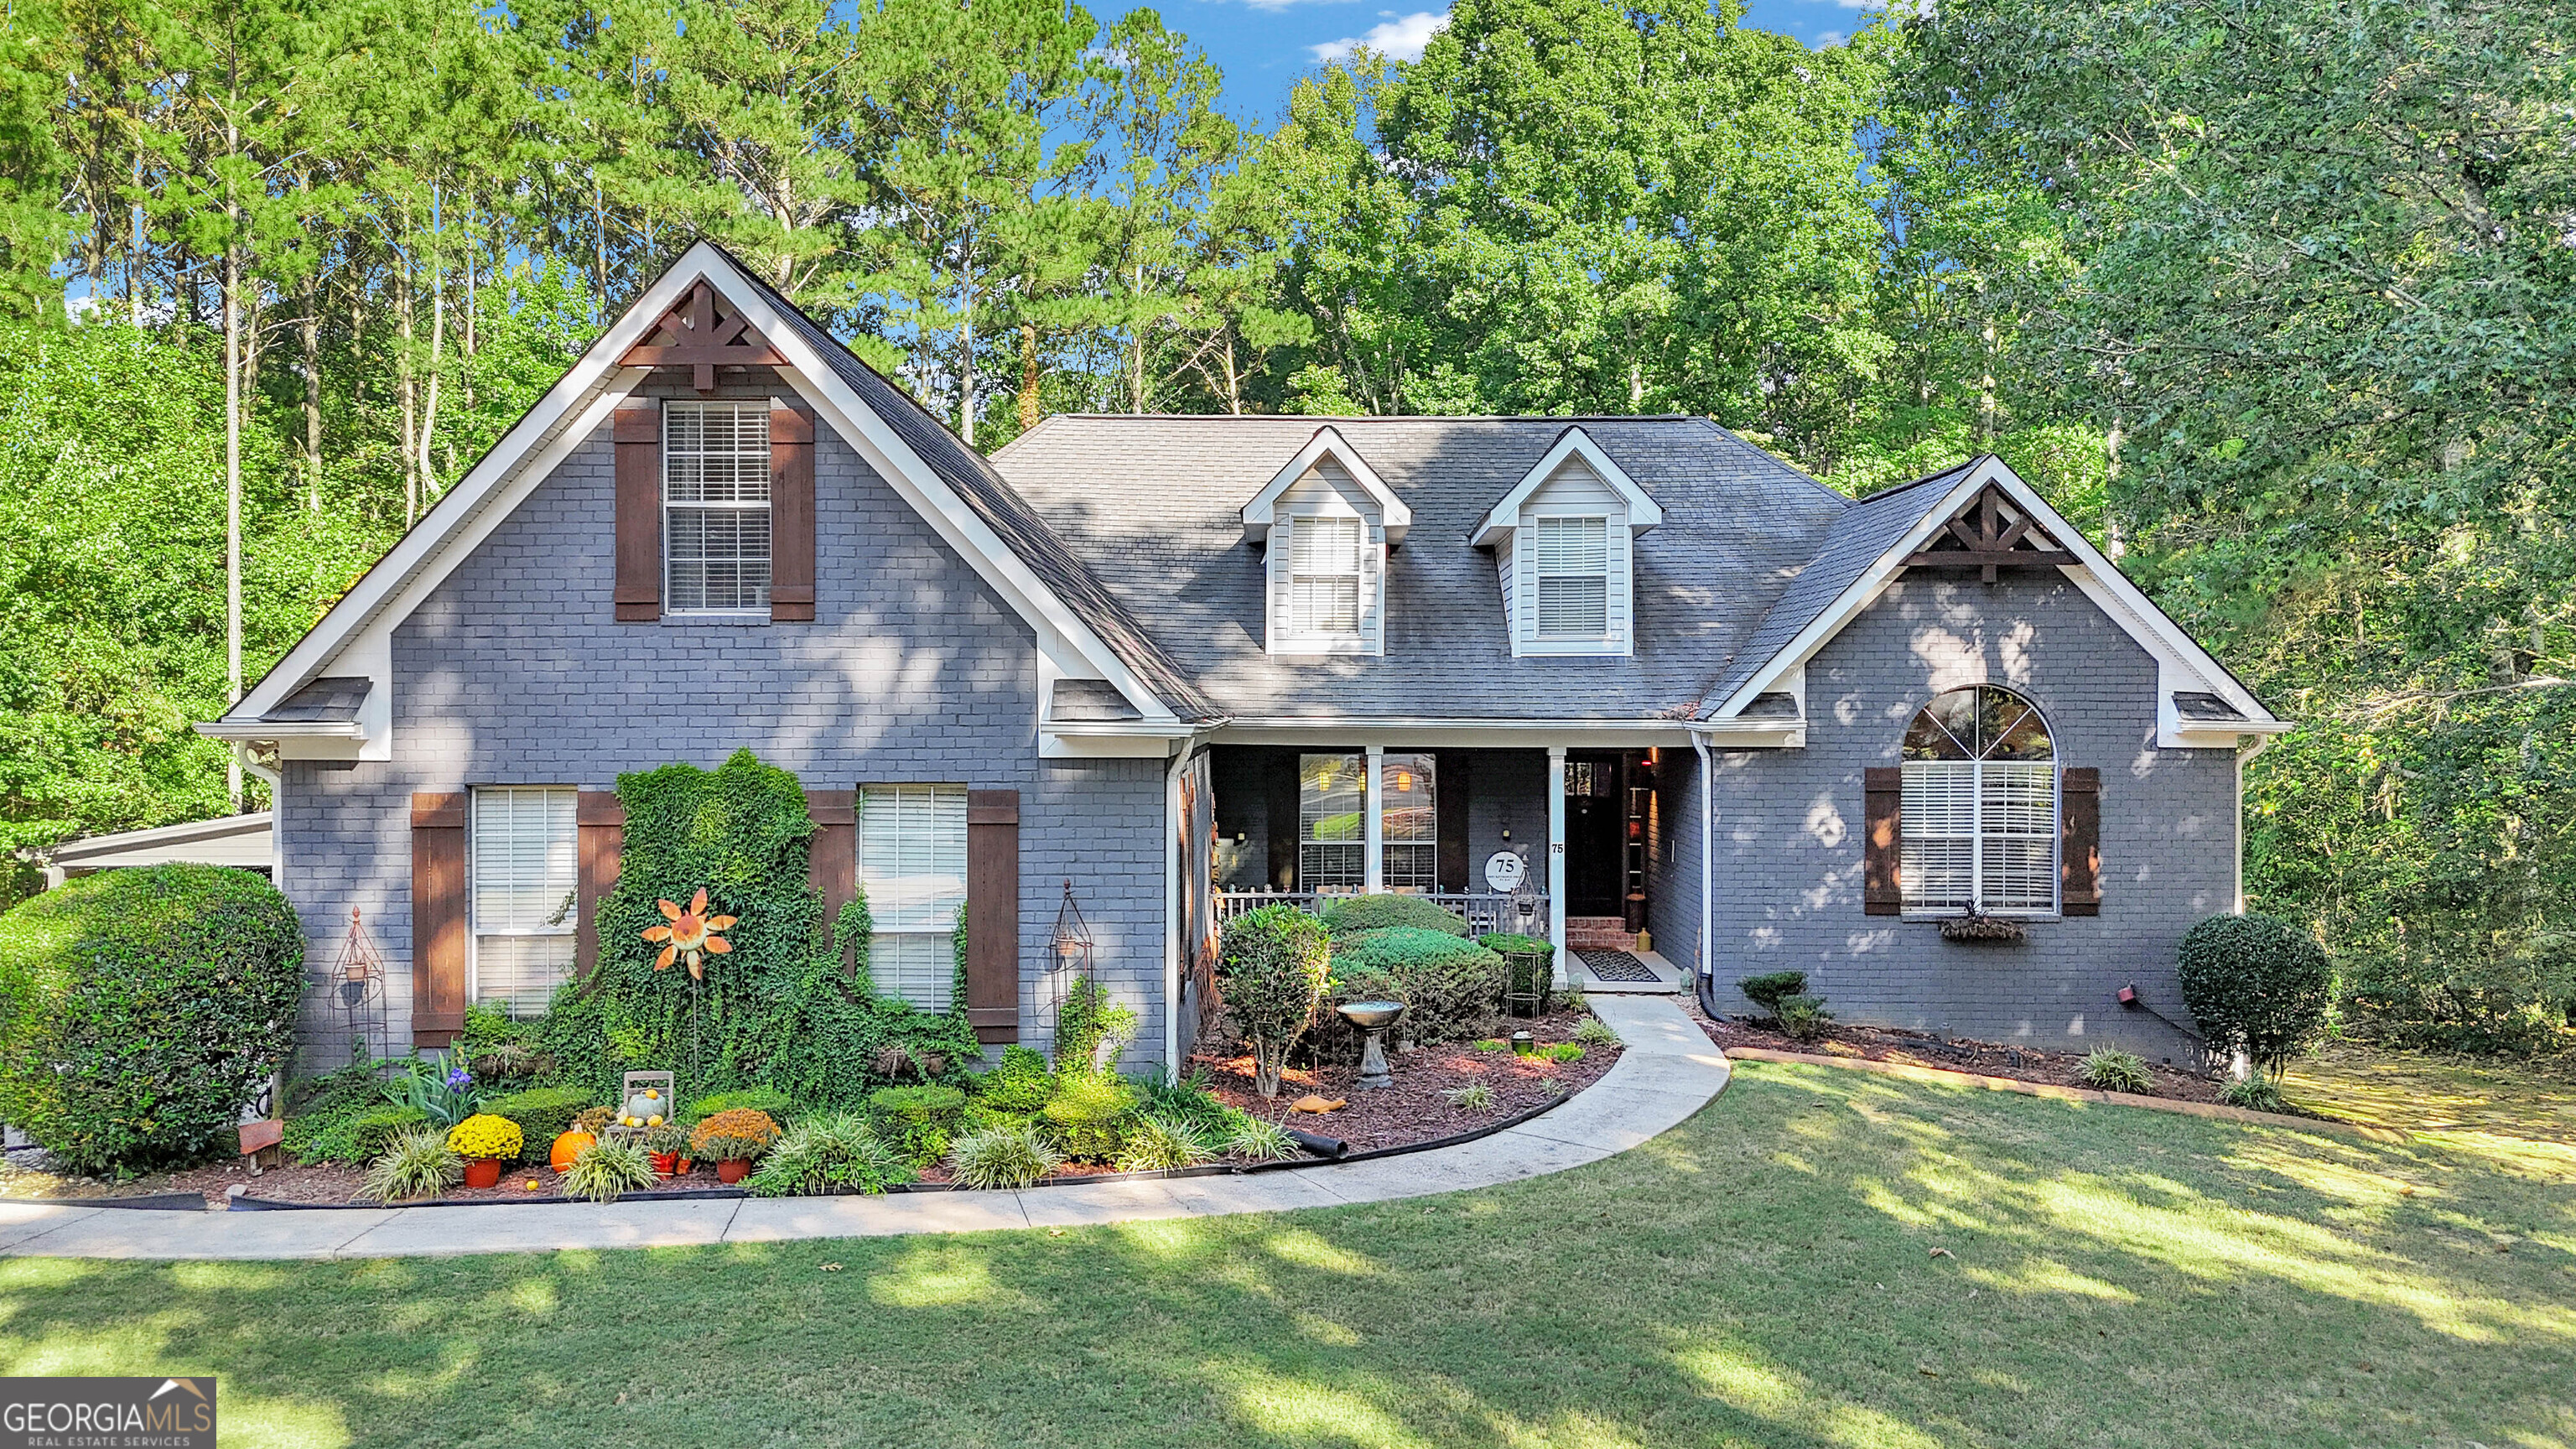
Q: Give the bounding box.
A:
[1565,754,1624,916]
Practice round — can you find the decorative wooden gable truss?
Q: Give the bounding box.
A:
[618,278,787,392]
[1903,482,2078,584]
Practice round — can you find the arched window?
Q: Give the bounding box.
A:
[1900,685,2059,915]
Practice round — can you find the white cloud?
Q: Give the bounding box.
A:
[1811,29,1847,47]
[1310,9,1447,64]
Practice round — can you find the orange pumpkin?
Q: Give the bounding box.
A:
[548,1130,596,1174]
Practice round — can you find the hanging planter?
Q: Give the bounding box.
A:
[1940,913,2027,943]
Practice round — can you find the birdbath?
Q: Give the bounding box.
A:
[1338,1000,1406,1090]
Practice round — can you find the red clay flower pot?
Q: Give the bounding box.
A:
[716,1158,751,1184]
[463,1156,503,1190]
[651,1152,678,1178]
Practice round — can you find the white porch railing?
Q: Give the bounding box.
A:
[1216,891,1549,939]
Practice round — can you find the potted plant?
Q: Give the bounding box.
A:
[444,1113,524,1189]
[687,1107,781,1183]
[641,1122,691,1177]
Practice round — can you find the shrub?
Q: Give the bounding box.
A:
[641,1121,690,1156]
[1041,1073,1138,1161]
[2219,1076,2288,1114]
[868,1084,968,1168]
[2179,912,2333,1078]
[1223,1113,1301,1162]
[382,1059,485,1128]
[948,1118,1064,1189]
[682,1088,797,1128]
[1572,1017,1623,1049]
[483,1086,594,1154]
[445,1114,524,1162]
[359,1126,461,1203]
[1737,971,1810,1014]
[1052,975,1137,1075]
[1480,932,1557,1010]
[1775,994,1831,1042]
[970,1046,1056,1114]
[1113,1110,1215,1172]
[1136,1070,1237,1142]
[0,864,305,1175]
[1321,894,1469,938]
[284,1063,436,1166]
[1535,1043,1584,1063]
[564,1136,659,1202]
[748,1113,914,1197]
[1443,1083,1496,1110]
[573,1106,614,1135]
[1478,932,1551,957]
[688,1107,782,1162]
[1218,905,1332,1097]
[1472,1039,1507,1052]
[1331,928,1507,1043]
[2079,1048,2154,1095]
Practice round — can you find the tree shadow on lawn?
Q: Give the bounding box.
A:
[3,1062,2570,1449]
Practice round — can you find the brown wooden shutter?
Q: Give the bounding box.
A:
[1862,767,1903,917]
[806,788,856,966]
[964,790,1021,1043]
[770,403,816,621]
[2061,766,2102,916]
[409,792,469,1046]
[614,402,661,621]
[574,792,625,977]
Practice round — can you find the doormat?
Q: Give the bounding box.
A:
[1578,950,1660,983]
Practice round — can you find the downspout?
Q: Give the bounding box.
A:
[236,742,284,890]
[1163,739,1195,1078]
[1692,731,1717,1017]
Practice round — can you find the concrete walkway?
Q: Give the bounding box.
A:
[0,996,1727,1262]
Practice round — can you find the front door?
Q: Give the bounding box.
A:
[1564,754,1624,917]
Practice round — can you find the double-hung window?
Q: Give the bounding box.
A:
[1379,752,1436,891]
[1899,685,2059,915]
[664,401,771,614]
[859,784,968,1010]
[1289,516,1364,636]
[470,787,578,1016]
[1533,515,1610,638]
[1296,752,1437,892]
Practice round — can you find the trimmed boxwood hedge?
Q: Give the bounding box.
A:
[2179,911,2332,1076]
[1319,894,1470,938]
[0,864,305,1174]
[1331,927,1507,1043]
[484,1085,596,1158]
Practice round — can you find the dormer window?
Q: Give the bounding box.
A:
[1242,426,1409,657]
[1473,427,1662,657]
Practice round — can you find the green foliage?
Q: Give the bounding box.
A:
[1737,972,1810,1013]
[287,1104,430,1167]
[1775,995,1832,1043]
[1040,1073,1139,1162]
[380,1059,485,1129]
[2219,1077,2289,1114]
[1223,1113,1301,1163]
[1572,1017,1622,1050]
[1536,1043,1584,1064]
[358,1126,461,1204]
[482,1087,595,1154]
[1112,1110,1215,1172]
[867,1085,967,1169]
[1052,975,1138,1075]
[1217,905,1332,1095]
[1477,933,1551,957]
[1330,928,1508,1043]
[680,1089,797,1129]
[747,1113,914,1197]
[562,1137,659,1204]
[2079,1049,2153,1096]
[688,1108,783,1164]
[2179,914,2334,1078]
[1472,1039,1507,1052]
[946,1118,1064,1190]
[1321,895,1469,938]
[1443,1083,1496,1111]
[969,1046,1057,1114]
[0,864,304,1174]
[1135,1069,1237,1143]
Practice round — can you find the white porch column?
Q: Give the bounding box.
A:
[1363,745,1385,894]
[1547,745,1568,984]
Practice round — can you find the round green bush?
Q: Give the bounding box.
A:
[1332,927,1508,1043]
[0,864,306,1174]
[1218,905,1332,1096]
[483,1085,596,1156]
[2178,911,2332,1075]
[1319,894,1470,938]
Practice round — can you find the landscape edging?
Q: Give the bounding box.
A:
[1723,1046,2411,1142]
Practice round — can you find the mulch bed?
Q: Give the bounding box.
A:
[1191,1005,1620,1153]
[1685,999,2225,1104]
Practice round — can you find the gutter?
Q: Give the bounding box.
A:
[1161,738,1202,1078]
[1691,730,1716,1010]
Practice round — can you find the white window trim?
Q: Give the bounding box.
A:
[468,785,579,1016]
[662,400,773,617]
[1516,507,1631,657]
[1900,760,2063,919]
[1269,502,1382,656]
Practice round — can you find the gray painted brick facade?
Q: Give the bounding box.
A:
[279,392,1166,1069]
[1700,574,2234,1059]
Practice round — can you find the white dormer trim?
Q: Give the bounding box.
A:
[1472,427,1662,547]
[1240,426,1410,547]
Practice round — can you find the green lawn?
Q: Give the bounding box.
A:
[4,1062,2568,1448]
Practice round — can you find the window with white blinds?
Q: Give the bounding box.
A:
[470,787,578,1017]
[1533,516,1610,636]
[664,401,771,613]
[1288,516,1363,636]
[860,784,968,1010]
[1898,684,2059,915]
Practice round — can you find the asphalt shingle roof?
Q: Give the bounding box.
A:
[991,415,1855,721]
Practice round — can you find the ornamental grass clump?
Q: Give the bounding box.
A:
[1774,994,1832,1042]
[1443,1083,1496,1111]
[1572,1017,1623,1049]
[688,1107,782,1164]
[2079,1048,2154,1095]
[358,1126,463,1203]
[444,1113,524,1162]
[1223,1113,1301,1163]
[947,1119,1064,1190]
[1113,1110,1215,1172]
[749,1112,913,1197]
[1217,905,1332,1098]
[563,1136,658,1203]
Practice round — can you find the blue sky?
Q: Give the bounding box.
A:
[1162,0,1874,126]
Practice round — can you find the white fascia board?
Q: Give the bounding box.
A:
[1213,718,1713,749]
[197,719,363,741]
[1472,427,1663,547]
[49,812,273,863]
[1240,426,1410,545]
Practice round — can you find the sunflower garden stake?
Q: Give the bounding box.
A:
[642,889,737,1087]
